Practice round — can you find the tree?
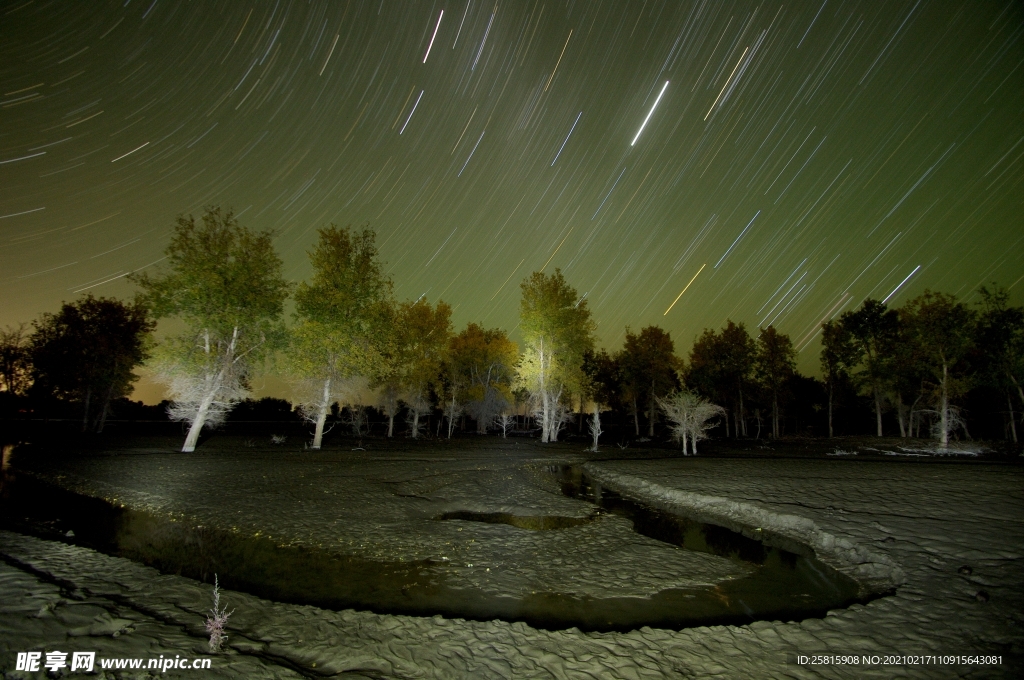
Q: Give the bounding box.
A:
[517,270,595,443]
[820,320,861,437]
[0,323,32,397]
[890,318,928,438]
[582,349,618,451]
[658,390,726,454]
[396,298,452,438]
[841,299,899,436]
[755,325,796,439]
[618,326,680,437]
[685,321,754,437]
[446,323,518,434]
[974,285,1024,442]
[29,296,153,432]
[901,291,976,446]
[132,208,289,452]
[288,226,393,449]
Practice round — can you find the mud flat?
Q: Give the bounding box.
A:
[2,437,1021,678]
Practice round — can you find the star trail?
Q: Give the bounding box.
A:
[1,0,1022,391]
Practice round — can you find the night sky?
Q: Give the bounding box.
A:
[2,0,1022,395]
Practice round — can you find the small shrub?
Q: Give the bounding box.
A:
[204,574,233,652]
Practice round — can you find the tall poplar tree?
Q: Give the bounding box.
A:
[755,325,796,439]
[618,326,679,437]
[820,319,860,437]
[133,208,290,452]
[901,291,976,446]
[517,270,595,442]
[974,285,1024,442]
[841,299,899,436]
[396,298,452,438]
[289,226,392,449]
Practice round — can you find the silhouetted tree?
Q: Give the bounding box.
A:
[901,291,976,446]
[29,295,153,432]
[0,323,32,397]
[820,319,860,437]
[755,326,796,438]
[974,285,1024,442]
[582,349,618,451]
[686,321,754,437]
[617,326,680,437]
[132,208,290,452]
[841,299,899,436]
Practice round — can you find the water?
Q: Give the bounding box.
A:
[2,466,869,632]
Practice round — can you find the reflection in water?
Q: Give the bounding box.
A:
[2,466,869,632]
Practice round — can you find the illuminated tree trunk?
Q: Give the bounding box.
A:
[874,385,883,437]
[311,377,331,449]
[632,396,639,436]
[939,362,949,447]
[645,380,653,438]
[182,381,216,453]
[95,381,115,434]
[1007,392,1018,443]
[897,393,907,438]
[589,403,602,452]
[182,328,236,453]
[827,382,834,438]
[81,387,92,433]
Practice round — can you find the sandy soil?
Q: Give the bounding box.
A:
[1,435,1021,678]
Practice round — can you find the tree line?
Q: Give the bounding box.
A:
[1,208,1021,452]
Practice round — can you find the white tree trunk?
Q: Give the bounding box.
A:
[772,391,779,439]
[632,396,639,436]
[182,384,216,452]
[311,378,331,449]
[939,362,949,447]
[874,386,883,437]
[1007,392,1018,443]
[182,327,237,453]
[549,386,564,442]
[589,404,602,452]
[738,385,747,437]
[827,383,834,438]
[648,380,656,438]
[897,393,906,438]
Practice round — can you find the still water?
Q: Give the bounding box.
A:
[2,465,868,632]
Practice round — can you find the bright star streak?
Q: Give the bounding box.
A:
[705,47,748,120]
[591,167,626,219]
[714,210,760,268]
[111,142,149,162]
[544,30,573,91]
[630,80,669,146]
[551,112,581,166]
[882,265,920,304]
[458,130,485,176]
[423,11,443,63]
[399,90,423,134]
[664,263,706,315]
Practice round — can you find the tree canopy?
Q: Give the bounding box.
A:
[517,270,595,442]
[288,225,393,448]
[132,207,290,451]
[29,295,153,432]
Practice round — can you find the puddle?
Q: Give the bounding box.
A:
[436,510,593,530]
[2,467,868,632]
